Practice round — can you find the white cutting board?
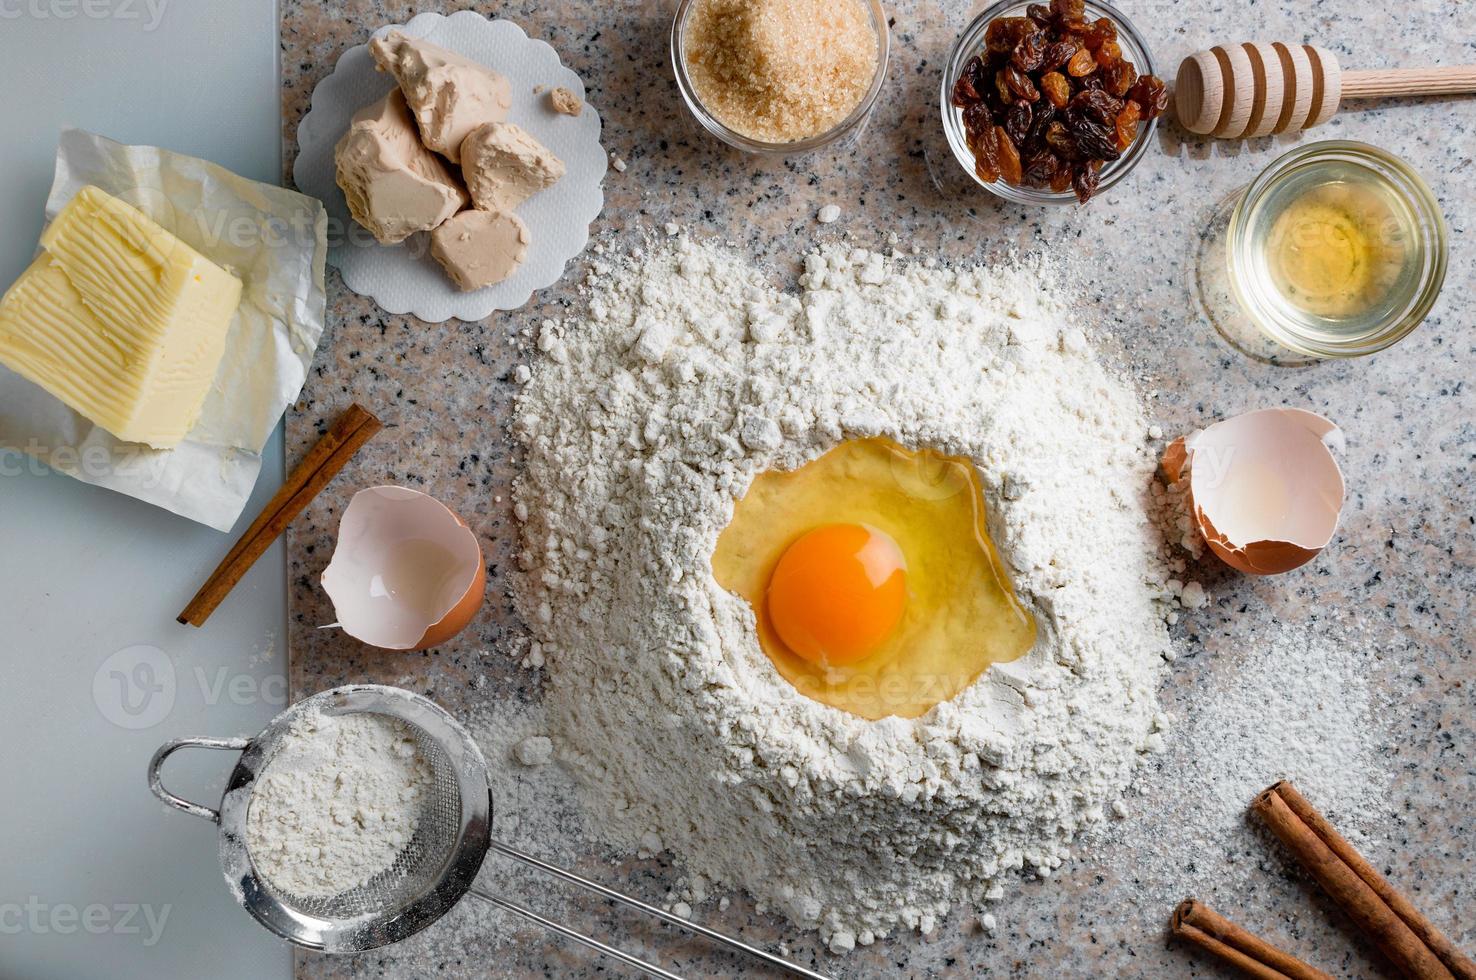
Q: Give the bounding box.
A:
[0,3,292,979]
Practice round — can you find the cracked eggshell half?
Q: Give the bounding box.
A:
[1162,409,1345,576]
[322,486,485,650]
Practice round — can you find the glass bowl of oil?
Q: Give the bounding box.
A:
[1226,141,1448,359]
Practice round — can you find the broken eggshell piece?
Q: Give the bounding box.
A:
[322,486,485,650]
[1163,409,1345,576]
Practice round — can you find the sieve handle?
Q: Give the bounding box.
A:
[468,886,686,980]
[489,841,833,980]
[147,736,250,824]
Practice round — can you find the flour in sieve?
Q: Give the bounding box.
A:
[512,238,1179,947]
[245,708,435,899]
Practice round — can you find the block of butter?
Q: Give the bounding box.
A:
[0,185,243,449]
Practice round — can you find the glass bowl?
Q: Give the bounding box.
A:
[940,0,1158,205]
[670,0,891,154]
[1226,141,1448,359]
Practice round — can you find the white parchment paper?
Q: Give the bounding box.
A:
[0,129,328,531]
[293,11,606,323]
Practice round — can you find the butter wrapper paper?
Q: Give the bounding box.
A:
[0,128,328,531]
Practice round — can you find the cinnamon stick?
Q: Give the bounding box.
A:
[1171,898,1333,980]
[177,403,383,627]
[1253,781,1476,980]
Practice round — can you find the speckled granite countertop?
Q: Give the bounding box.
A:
[281,1,1474,977]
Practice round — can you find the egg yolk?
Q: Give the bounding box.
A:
[711,437,1036,721]
[767,524,907,668]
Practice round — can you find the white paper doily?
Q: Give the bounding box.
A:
[294,12,606,322]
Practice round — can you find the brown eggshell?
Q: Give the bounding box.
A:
[1197,510,1324,576]
[1171,409,1345,577]
[411,547,487,650]
[1160,437,1189,484]
[321,486,487,651]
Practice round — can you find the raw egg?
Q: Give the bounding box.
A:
[767,523,908,667]
[712,438,1036,720]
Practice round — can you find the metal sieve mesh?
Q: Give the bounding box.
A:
[150,685,496,953]
[247,713,467,923]
[151,684,828,977]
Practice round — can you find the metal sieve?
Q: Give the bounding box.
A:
[148,684,828,979]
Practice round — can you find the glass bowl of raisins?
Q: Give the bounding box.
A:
[942,0,1166,205]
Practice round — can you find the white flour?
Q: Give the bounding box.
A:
[512,238,1179,947]
[245,708,435,899]
[1096,621,1392,909]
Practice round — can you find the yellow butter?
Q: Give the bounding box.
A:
[0,185,242,449]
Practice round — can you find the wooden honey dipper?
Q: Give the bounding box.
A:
[1175,42,1476,138]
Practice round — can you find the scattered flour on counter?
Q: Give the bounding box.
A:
[1094,623,1392,909]
[512,237,1180,945]
[1148,451,1206,564]
[1187,629,1383,825]
[514,735,554,766]
[245,708,434,899]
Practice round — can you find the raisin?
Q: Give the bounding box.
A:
[1066,46,1097,76]
[1071,160,1101,203]
[1024,148,1061,186]
[1042,39,1079,71]
[1049,0,1085,22]
[970,6,1147,204]
[985,17,1034,53]
[1082,17,1117,50]
[1045,119,1080,160]
[1040,71,1071,108]
[1001,66,1040,103]
[1012,30,1048,72]
[995,69,1015,106]
[952,55,987,106]
[963,102,993,143]
[995,126,1024,185]
[1065,108,1121,160]
[1071,88,1123,127]
[999,102,1029,147]
[952,73,979,107]
[965,126,984,156]
[987,89,1011,114]
[1114,100,1141,151]
[1127,75,1169,119]
[1027,101,1057,144]
[973,121,1002,182]
[1103,59,1137,97]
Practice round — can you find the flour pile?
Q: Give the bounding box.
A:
[246,708,435,899]
[512,238,1176,947]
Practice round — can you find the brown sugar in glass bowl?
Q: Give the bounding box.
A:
[672,0,890,153]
